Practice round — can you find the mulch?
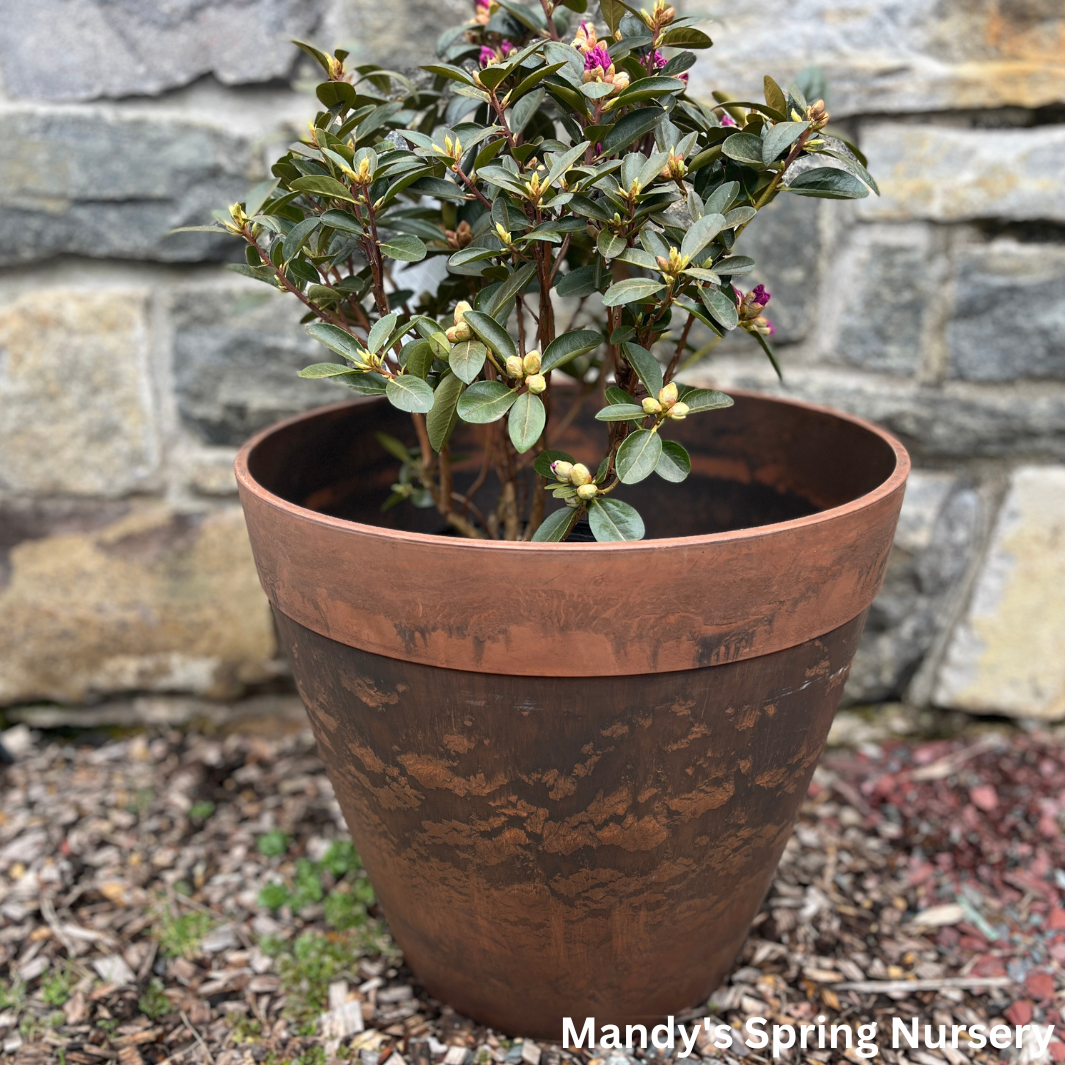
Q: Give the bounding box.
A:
[0,715,1062,1065]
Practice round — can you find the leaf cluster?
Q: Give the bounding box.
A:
[196,1,875,541]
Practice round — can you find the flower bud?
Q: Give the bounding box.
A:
[569,463,592,486]
[505,355,525,378]
[669,401,690,420]
[523,351,541,374]
[643,397,662,414]
[453,300,472,324]
[576,483,598,501]
[446,322,471,342]
[550,460,573,482]
[658,382,678,408]
[495,222,512,244]
[526,373,547,394]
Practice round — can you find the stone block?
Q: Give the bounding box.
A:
[934,466,1065,720]
[0,288,159,497]
[334,0,475,73]
[688,360,1065,461]
[948,240,1065,382]
[822,224,935,376]
[686,0,1065,117]
[171,279,347,447]
[844,472,981,705]
[857,124,1065,224]
[0,502,276,706]
[0,108,257,263]
[0,0,324,101]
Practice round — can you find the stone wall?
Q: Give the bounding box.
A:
[0,0,1062,719]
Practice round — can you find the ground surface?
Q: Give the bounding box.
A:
[1,713,1063,1065]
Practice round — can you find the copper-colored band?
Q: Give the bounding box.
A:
[235,391,909,677]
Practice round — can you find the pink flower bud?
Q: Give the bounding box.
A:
[550,460,573,482]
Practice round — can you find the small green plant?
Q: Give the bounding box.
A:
[258,840,375,929]
[155,907,215,958]
[40,963,75,1007]
[257,829,290,857]
[188,801,216,821]
[137,977,172,1020]
[264,930,374,1032]
[265,1048,327,1065]
[0,978,26,1012]
[186,0,874,543]
[226,1013,264,1044]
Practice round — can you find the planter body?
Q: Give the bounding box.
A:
[236,392,909,1038]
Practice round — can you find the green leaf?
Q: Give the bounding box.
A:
[375,432,415,463]
[597,229,627,261]
[512,88,547,137]
[704,181,739,215]
[814,148,880,195]
[508,392,546,453]
[658,25,712,48]
[508,61,567,104]
[699,287,739,330]
[367,313,398,354]
[379,234,427,261]
[464,311,517,361]
[385,375,435,413]
[298,362,360,378]
[603,278,666,307]
[601,108,664,156]
[556,264,598,298]
[346,374,388,396]
[407,176,469,202]
[720,133,765,167]
[680,212,726,259]
[486,262,537,317]
[306,322,366,362]
[245,179,279,217]
[457,380,518,423]
[616,429,663,484]
[753,330,785,381]
[595,403,646,422]
[605,385,635,406]
[764,75,788,116]
[450,340,488,384]
[422,63,476,84]
[532,507,578,542]
[319,208,362,234]
[621,341,664,394]
[534,449,575,477]
[598,0,632,33]
[588,497,645,541]
[714,256,756,275]
[656,440,690,482]
[681,387,734,413]
[426,372,465,451]
[289,176,357,203]
[785,167,870,199]
[404,339,434,379]
[541,330,603,373]
[762,120,810,164]
[293,39,333,74]
[611,77,687,109]
[317,81,358,109]
[582,81,616,100]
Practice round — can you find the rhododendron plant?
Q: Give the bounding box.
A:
[186,0,877,542]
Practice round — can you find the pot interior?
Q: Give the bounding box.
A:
[246,391,899,540]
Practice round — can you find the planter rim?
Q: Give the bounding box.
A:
[235,389,909,553]
[235,389,909,676]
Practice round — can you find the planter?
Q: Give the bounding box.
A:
[235,390,909,1038]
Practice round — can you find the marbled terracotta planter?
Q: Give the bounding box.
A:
[235,391,908,1038]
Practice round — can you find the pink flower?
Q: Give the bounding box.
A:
[652,49,668,70]
[479,45,497,66]
[584,43,612,74]
[720,113,737,127]
[750,284,771,308]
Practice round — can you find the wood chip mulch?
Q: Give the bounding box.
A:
[0,719,1062,1065]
